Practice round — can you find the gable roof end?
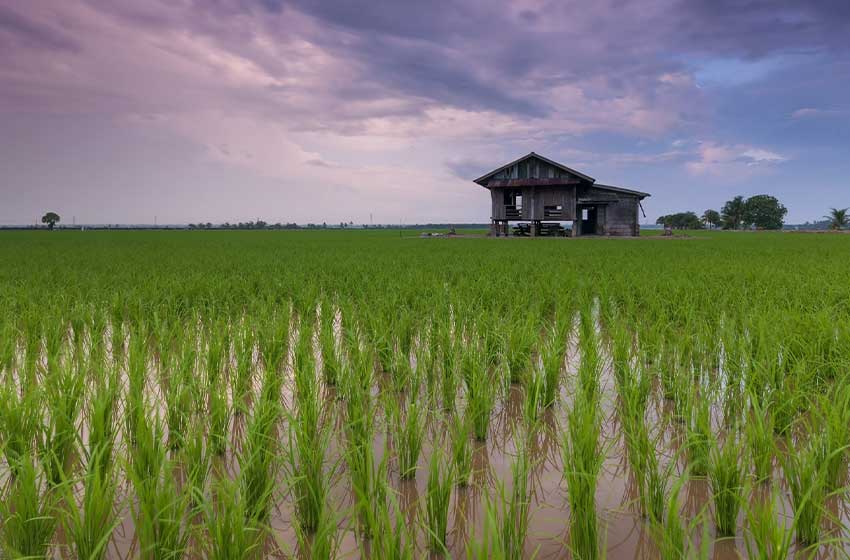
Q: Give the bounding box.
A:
[473,152,595,186]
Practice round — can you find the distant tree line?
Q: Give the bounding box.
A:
[657,194,788,230]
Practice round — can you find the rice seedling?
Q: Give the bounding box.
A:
[41,357,85,487]
[817,384,850,490]
[425,449,453,554]
[783,433,828,547]
[292,494,341,560]
[506,318,535,385]
[182,418,210,508]
[241,397,281,525]
[744,484,794,560]
[496,442,532,560]
[708,434,746,537]
[522,366,546,426]
[540,323,566,408]
[1,382,40,476]
[463,341,496,441]
[365,479,416,560]
[203,476,264,560]
[128,411,191,560]
[685,394,712,477]
[562,395,603,560]
[0,454,57,558]
[451,410,473,486]
[59,446,120,560]
[319,298,341,387]
[648,470,690,560]
[389,395,426,480]
[744,393,775,483]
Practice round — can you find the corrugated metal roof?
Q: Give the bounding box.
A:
[592,184,651,198]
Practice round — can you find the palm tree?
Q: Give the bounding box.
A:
[825,207,849,230]
[702,209,721,229]
[721,196,746,230]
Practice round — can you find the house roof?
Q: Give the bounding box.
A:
[592,183,651,198]
[472,152,650,199]
[473,152,595,185]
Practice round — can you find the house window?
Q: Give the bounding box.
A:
[544,205,563,217]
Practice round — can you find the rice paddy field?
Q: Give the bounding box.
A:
[3,229,850,559]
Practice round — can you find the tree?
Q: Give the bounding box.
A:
[825,207,849,231]
[743,195,787,230]
[656,211,703,229]
[41,212,60,230]
[721,196,746,230]
[702,209,721,229]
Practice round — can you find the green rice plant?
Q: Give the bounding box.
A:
[498,443,532,560]
[708,434,746,537]
[451,410,473,486]
[464,342,496,441]
[1,382,40,476]
[685,395,712,477]
[232,323,255,414]
[165,342,195,450]
[124,329,148,445]
[523,366,546,427]
[465,491,508,560]
[562,395,603,560]
[782,434,828,547]
[285,410,330,533]
[292,492,341,560]
[0,454,57,559]
[59,446,120,560]
[642,441,671,524]
[241,397,280,525]
[208,385,230,457]
[88,369,118,468]
[350,446,388,541]
[128,412,191,560]
[257,306,290,378]
[286,321,329,532]
[365,478,415,560]
[424,449,453,554]
[505,318,535,385]
[390,396,426,480]
[203,476,264,560]
[341,353,387,539]
[817,385,850,490]
[649,470,689,560]
[744,485,794,560]
[41,358,85,487]
[182,420,210,508]
[576,314,600,403]
[610,321,632,389]
[319,299,340,387]
[744,394,775,483]
[438,326,458,410]
[540,326,566,409]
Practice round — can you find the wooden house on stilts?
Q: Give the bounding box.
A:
[473,153,650,237]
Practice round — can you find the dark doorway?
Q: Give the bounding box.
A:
[577,205,598,236]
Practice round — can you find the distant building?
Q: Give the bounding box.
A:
[473,152,650,237]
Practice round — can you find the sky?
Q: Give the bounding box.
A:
[1,0,849,225]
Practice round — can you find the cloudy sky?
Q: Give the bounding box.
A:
[2,0,849,225]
